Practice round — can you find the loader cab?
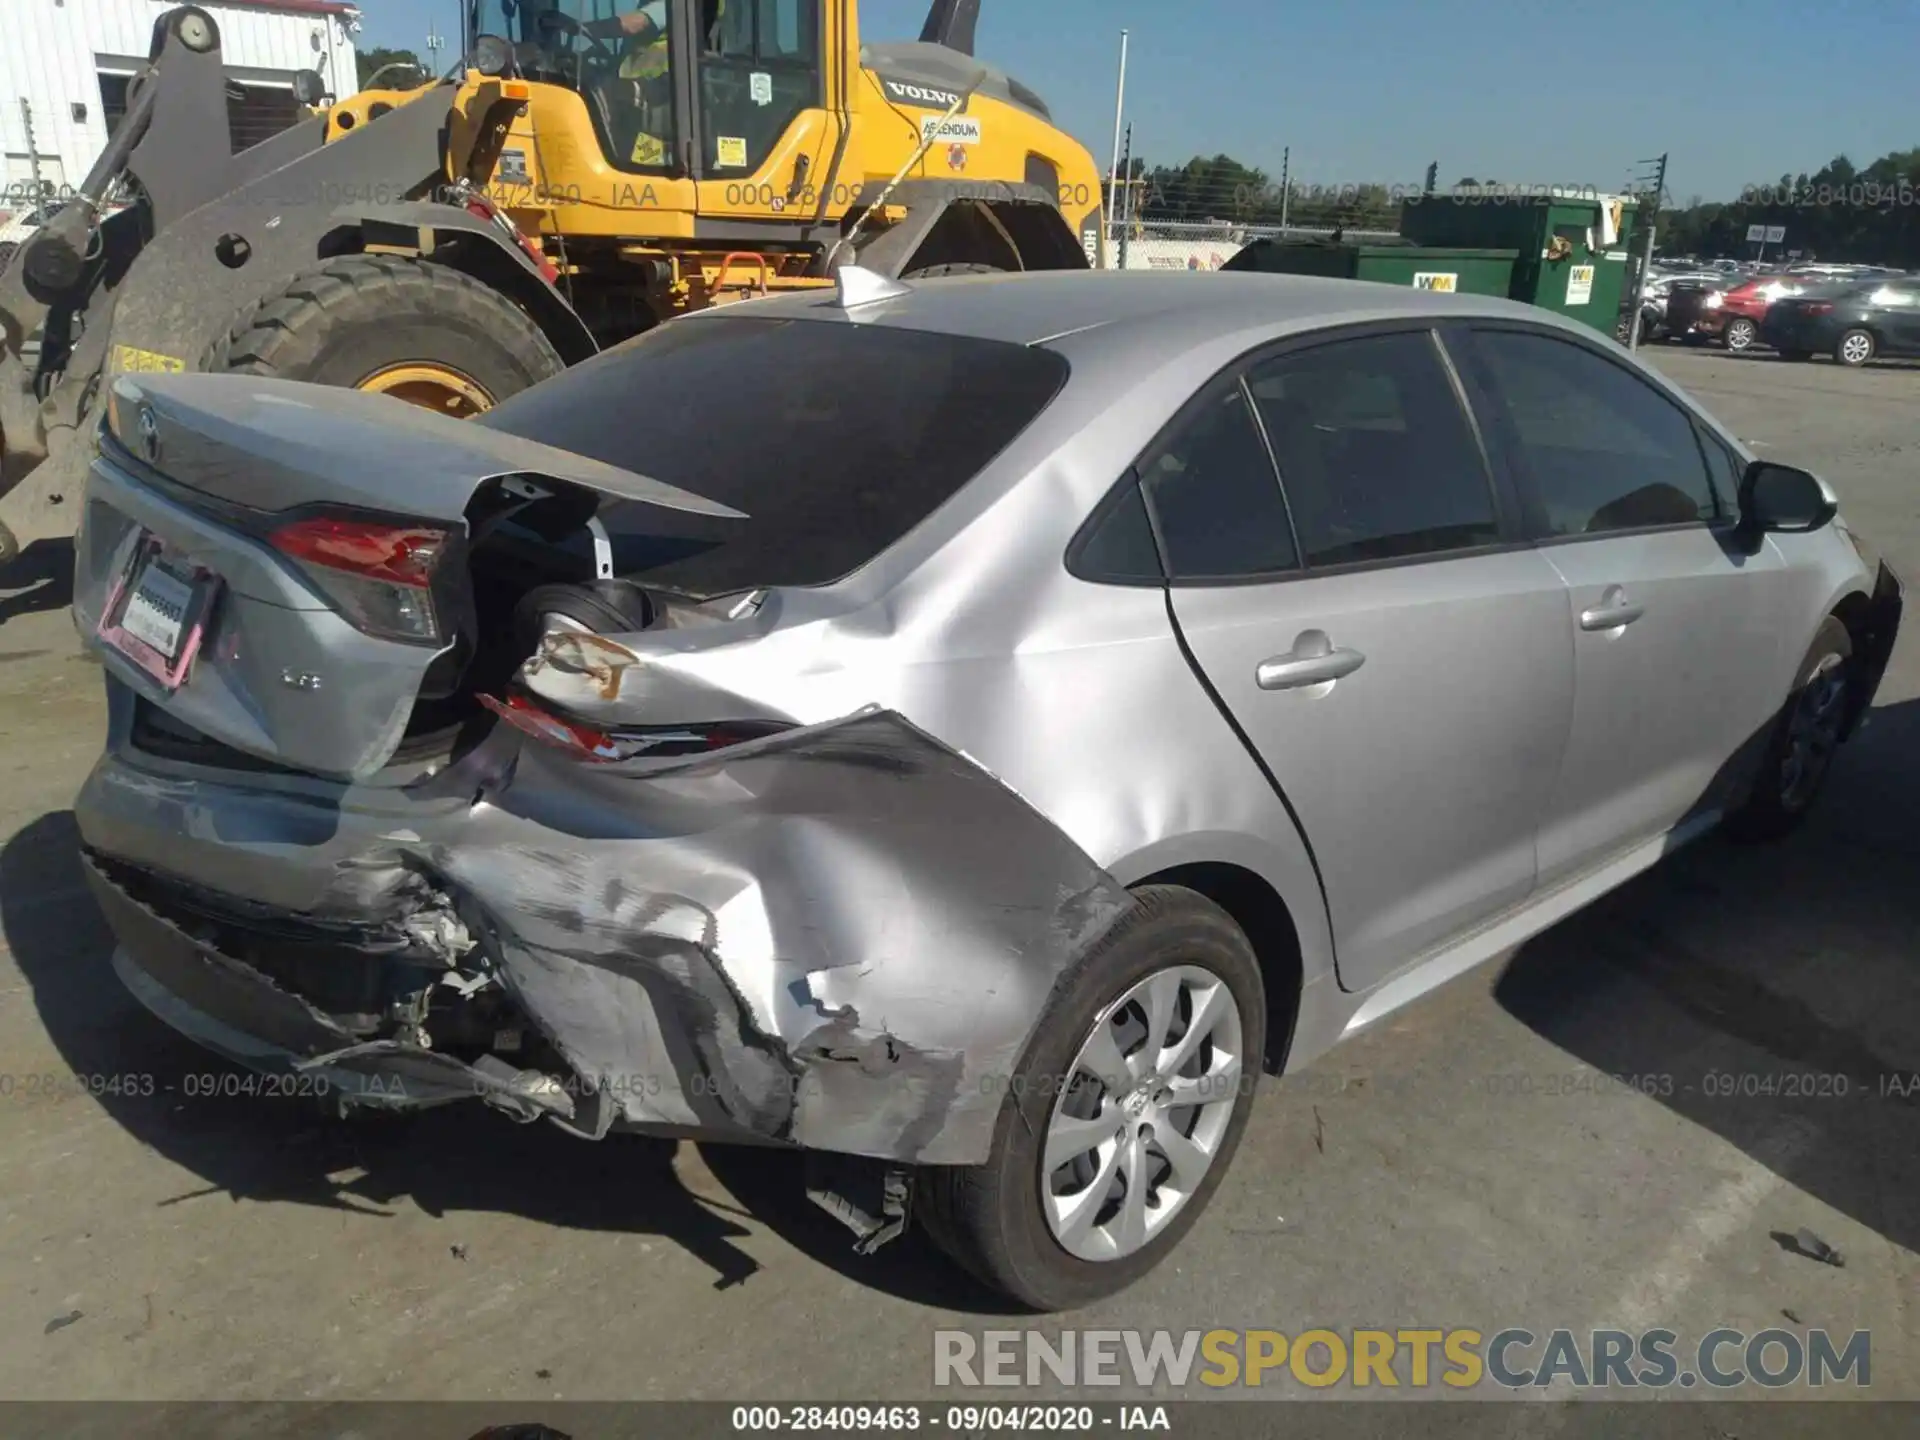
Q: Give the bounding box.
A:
[468,0,829,200]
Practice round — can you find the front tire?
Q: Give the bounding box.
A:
[919,886,1266,1311]
[1835,328,1876,367]
[205,255,566,415]
[1726,617,1854,842]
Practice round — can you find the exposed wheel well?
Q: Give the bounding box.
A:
[904,200,1088,275]
[1136,861,1303,1075]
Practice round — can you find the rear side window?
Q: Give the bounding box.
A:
[1247,332,1500,566]
[479,317,1069,596]
[1468,329,1717,537]
[1139,385,1299,580]
[1070,480,1163,583]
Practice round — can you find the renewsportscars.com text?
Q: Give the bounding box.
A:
[934,1327,1870,1391]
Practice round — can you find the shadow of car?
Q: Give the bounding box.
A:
[1495,695,1920,1260]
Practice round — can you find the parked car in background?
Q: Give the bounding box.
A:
[1762,277,1920,366]
[1624,268,1731,345]
[1661,275,1734,343]
[0,199,68,272]
[68,271,1902,1309]
[1660,274,1829,351]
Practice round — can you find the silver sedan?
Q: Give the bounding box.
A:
[71,269,1902,1310]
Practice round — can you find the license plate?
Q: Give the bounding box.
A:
[97,535,220,690]
[121,560,195,658]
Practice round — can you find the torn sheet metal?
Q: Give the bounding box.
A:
[77,704,1134,1166]
[442,708,1134,1164]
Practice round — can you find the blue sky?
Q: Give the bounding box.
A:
[356,0,1918,202]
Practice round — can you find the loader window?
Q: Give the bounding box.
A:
[698,0,822,176]
[476,0,685,173]
[477,316,1071,595]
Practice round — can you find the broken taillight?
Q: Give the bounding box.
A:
[270,516,449,644]
[477,693,787,763]
[478,693,625,762]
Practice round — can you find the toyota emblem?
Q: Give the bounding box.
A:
[137,404,161,465]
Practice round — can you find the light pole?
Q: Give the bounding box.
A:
[1106,29,1129,265]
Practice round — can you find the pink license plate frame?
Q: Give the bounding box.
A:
[96,533,222,692]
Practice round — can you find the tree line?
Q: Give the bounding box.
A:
[1654,148,1920,265]
[1112,146,1920,266]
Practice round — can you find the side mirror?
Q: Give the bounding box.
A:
[291,68,328,106]
[1739,461,1838,537]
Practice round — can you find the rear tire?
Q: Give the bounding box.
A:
[1835,328,1875,368]
[205,255,565,414]
[1723,316,1758,352]
[918,885,1266,1311]
[1725,617,1855,842]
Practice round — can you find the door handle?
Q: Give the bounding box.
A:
[1579,599,1647,631]
[1256,644,1366,691]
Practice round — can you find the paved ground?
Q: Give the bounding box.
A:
[0,346,1914,1408]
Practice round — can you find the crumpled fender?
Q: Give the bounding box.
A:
[447,706,1134,1164]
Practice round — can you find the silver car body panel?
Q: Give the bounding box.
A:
[71,272,1893,1166]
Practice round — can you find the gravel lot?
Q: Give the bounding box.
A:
[0,345,1914,1413]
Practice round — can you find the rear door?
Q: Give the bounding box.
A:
[1452,324,1795,887]
[1157,326,1575,993]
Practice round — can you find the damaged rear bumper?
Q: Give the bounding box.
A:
[75,696,1133,1164]
[85,852,585,1124]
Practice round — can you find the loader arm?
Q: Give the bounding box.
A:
[0,6,593,564]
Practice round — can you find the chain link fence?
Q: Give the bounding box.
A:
[1100,167,1623,271]
[1107,218,1404,271]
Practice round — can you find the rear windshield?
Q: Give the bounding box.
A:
[478,316,1070,597]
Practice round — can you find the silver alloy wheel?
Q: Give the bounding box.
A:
[1726,319,1756,350]
[1041,964,1246,1262]
[1779,654,1849,811]
[1841,332,1874,365]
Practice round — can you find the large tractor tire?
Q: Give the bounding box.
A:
[903,262,1006,280]
[205,255,566,418]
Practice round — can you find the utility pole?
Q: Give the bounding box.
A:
[1278,146,1290,234]
[1626,151,1668,353]
[19,101,44,199]
[1105,29,1129,265]
[425,19,446,67]
[1116,123,1134,271]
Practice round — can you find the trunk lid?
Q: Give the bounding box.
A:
[75,373,742,782]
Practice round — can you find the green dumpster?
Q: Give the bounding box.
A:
[1222,240,1518,298]
[1218,189,1641,338]
[1400,188,1640,333]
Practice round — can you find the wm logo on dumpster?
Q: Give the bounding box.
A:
[1413,272,1458,292]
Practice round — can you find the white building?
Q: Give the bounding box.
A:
[0,0,361,205]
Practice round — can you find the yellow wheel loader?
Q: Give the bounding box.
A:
[0,0,1105,562]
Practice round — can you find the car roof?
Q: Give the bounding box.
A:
[689,269,1588,353]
